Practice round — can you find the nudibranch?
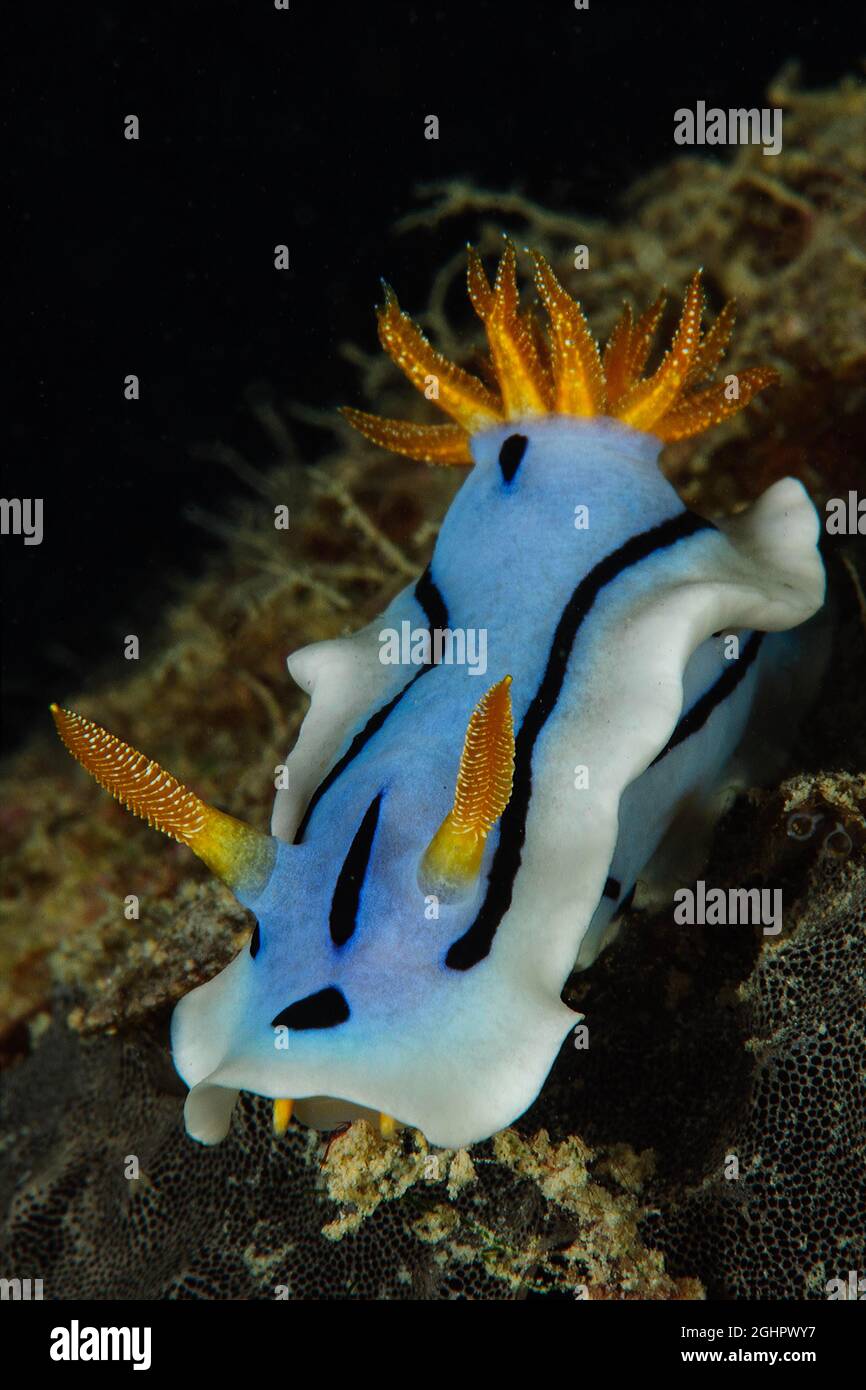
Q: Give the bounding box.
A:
[53,241,826,1149]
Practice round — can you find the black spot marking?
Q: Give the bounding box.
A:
[499,433,528,483]
[271,987,350,1031]
[446,509,714,971]
[650,631,764,767]
[603,876,621,900]
[329,794,382,946]
[249,923,261,958]
[293,567,447,843]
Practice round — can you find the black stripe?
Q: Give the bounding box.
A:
[649,631,764,767]
[329,794,382,946]
[499,434,528,483]
[603,875,621,900]
[249,922,261,958]
[271,986,350,1031]
[446,509,713,971]
[293,567,448,843]
[415,563,449,631]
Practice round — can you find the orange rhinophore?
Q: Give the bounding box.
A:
[340,239,779,462]
[419,675,515,899]
[50,704,275,896]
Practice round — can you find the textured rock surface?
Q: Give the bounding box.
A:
[0,1019,697,1299]
[646,859,866,1299]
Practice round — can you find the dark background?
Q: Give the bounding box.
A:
[2,1,853,753]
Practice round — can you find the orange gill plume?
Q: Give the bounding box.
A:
[419,675,515,902]
[50,705,276,897]
[340,239,779,462]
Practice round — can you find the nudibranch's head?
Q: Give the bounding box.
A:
[51,683,553,1149]
[341,238,779,463]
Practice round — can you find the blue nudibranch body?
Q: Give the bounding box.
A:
[53,243,825,1148]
